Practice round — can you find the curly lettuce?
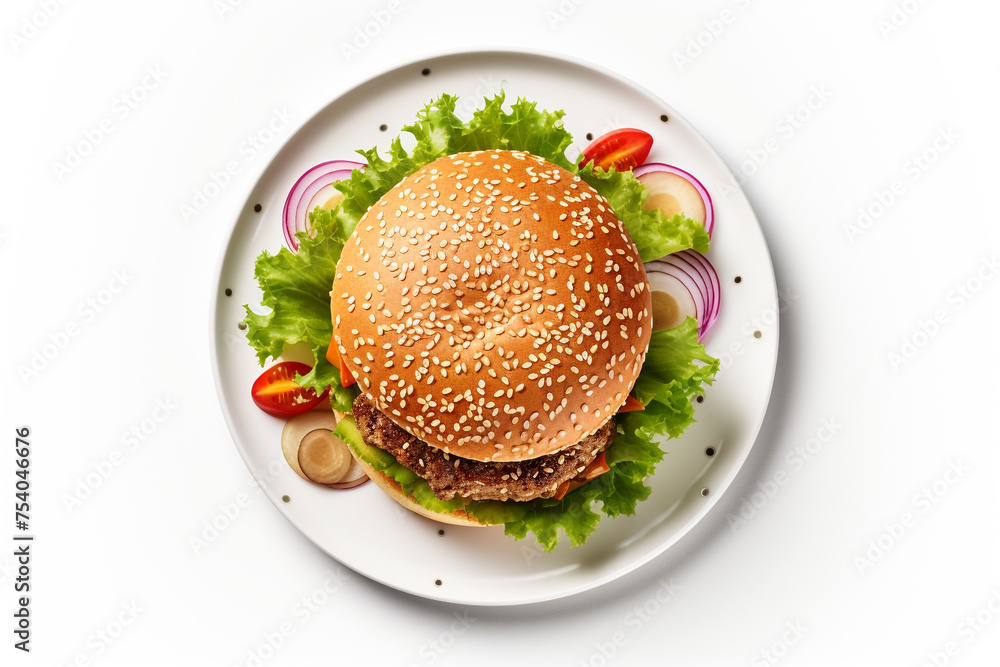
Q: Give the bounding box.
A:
[244,92,717,549]
[327,92,707,259]
[580,164,710,260]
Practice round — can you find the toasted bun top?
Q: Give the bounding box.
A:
[331,150,652,462]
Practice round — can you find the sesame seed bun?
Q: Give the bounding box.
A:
[331,150,652,462]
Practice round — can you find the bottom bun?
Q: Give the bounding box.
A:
[353,456,490,528]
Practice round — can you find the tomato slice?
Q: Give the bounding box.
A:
[579,128,654,172]
[554,452,611,500]
[617,395,645,413]
[325,333,356,387]
[251,362,328,418]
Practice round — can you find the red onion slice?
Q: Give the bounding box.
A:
[645,250,721,341]
[645,263,703,333]
[671,250,721,330]
[678,249,721,330]
[657,253,711,325]
[634,162,714,238]
[282,160,365,252]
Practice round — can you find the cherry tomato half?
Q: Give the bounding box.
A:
[251,362,328,418]
[579,128,654,172]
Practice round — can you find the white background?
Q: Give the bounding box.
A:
[3,0,999,665]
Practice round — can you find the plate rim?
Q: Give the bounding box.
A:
[208,46,780,606]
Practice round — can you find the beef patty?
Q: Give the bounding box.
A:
[352,394,616,502]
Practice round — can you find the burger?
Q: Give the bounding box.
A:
[244,92,716,550]
[330,150,651,526]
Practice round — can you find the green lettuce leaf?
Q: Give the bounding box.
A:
[580,163,710,262]
[242,208,357,411]
[452,94,577,171]
[331,95,466,237]
[329,92,579,235]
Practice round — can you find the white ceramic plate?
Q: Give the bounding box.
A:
[210,48,778,606]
